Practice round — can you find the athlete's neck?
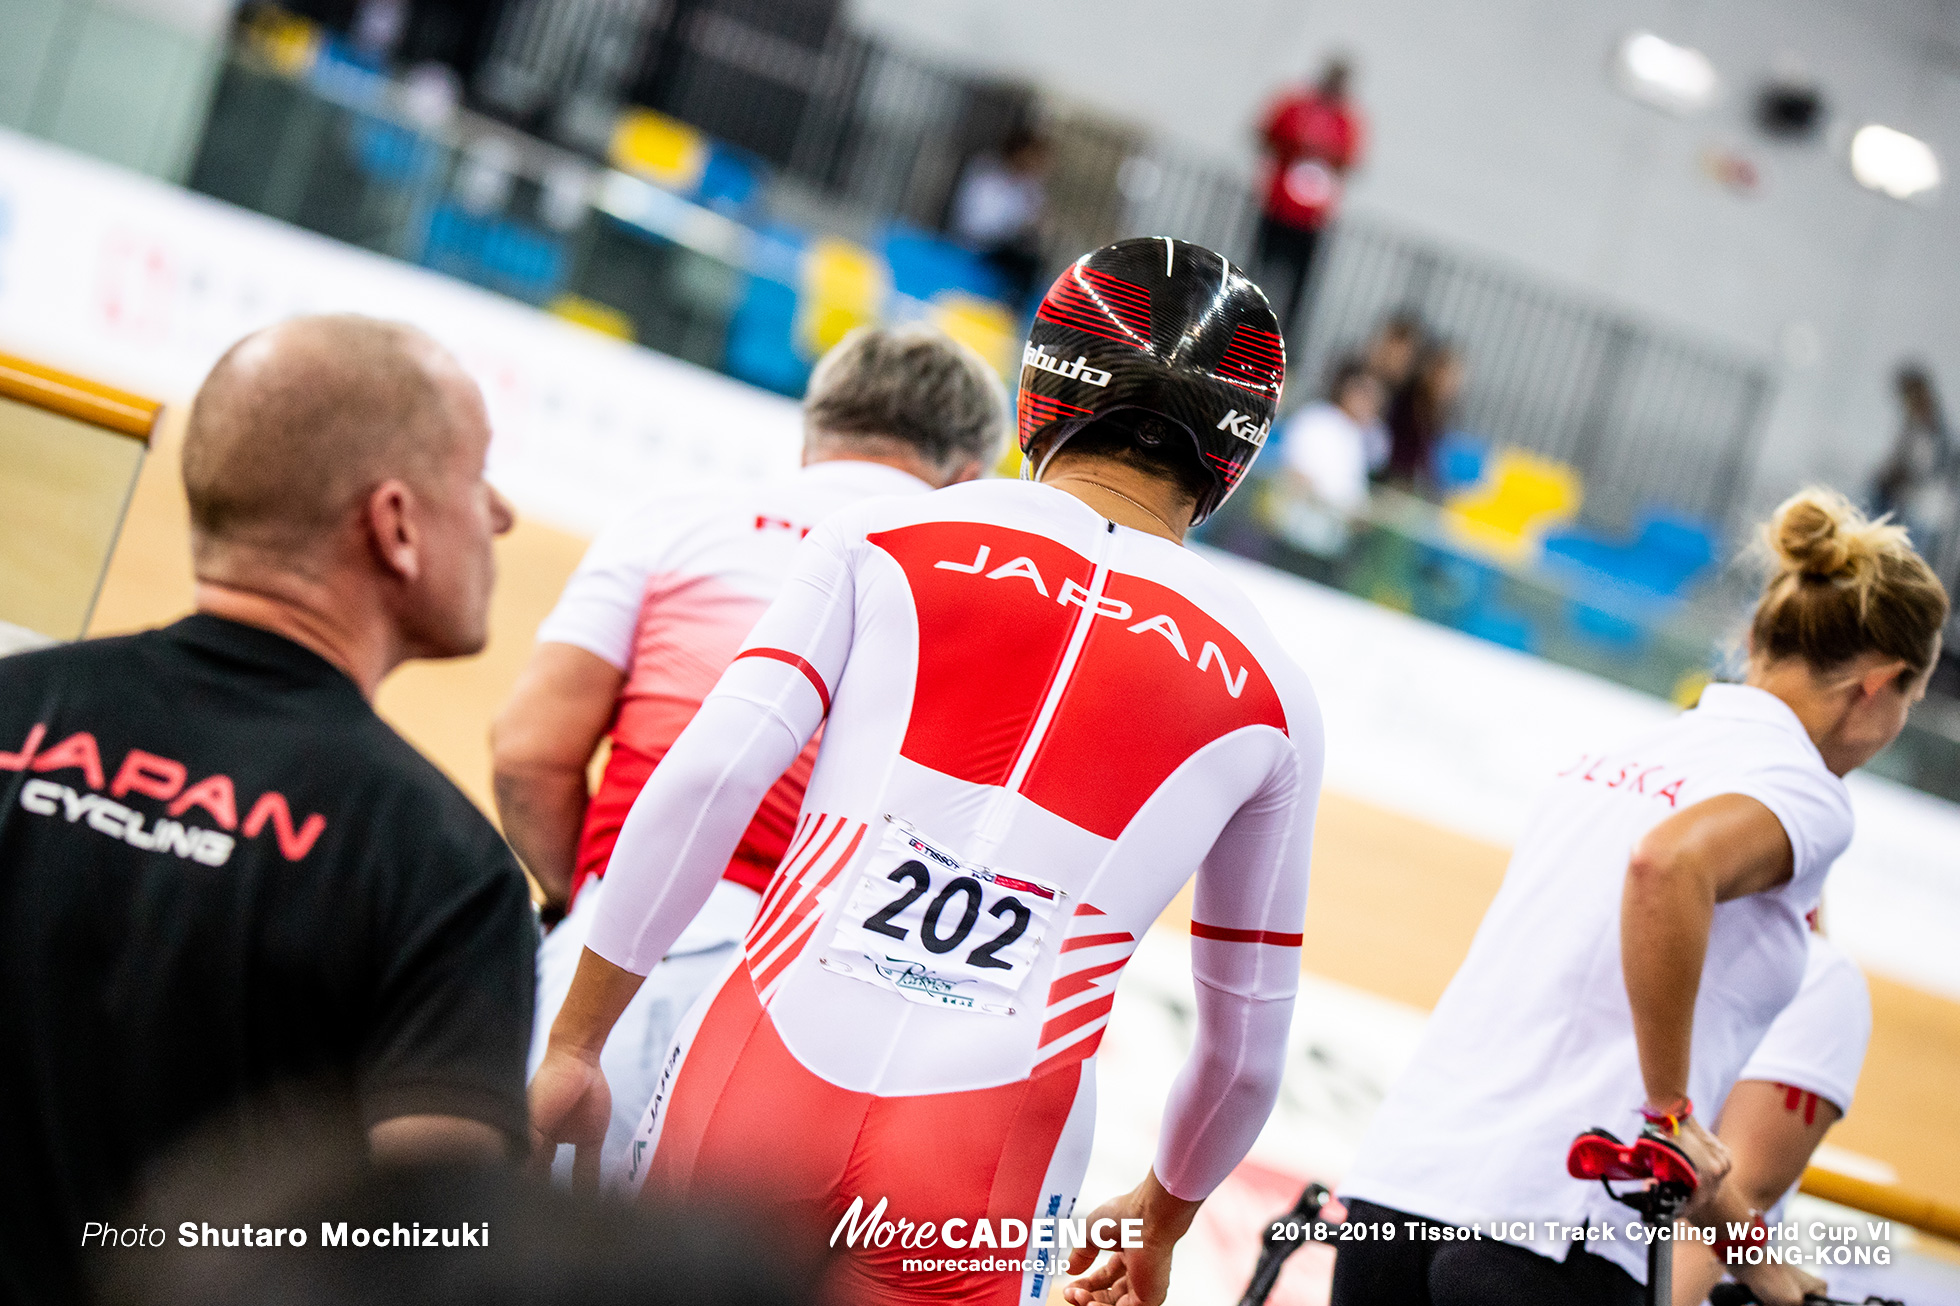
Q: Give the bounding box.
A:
[1744,654,1917,777]
[802,437,982,489]
[1039,455,1195,544]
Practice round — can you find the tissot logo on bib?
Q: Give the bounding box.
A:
[1215,409,1270,446]
[1022,342,1111,388]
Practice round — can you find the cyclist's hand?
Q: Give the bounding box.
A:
[1733,1259,1825,1306]
[1063,1172,1199,1306]
[528,1046,610,1191]
[1672,1115,1732,1219]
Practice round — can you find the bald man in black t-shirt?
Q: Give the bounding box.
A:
[0,316,537,1304]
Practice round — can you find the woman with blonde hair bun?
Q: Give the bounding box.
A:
[1331,488,1946,1306]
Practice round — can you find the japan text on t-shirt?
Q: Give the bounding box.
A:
[1338,683,1854,1287]
[0,615,536,1304]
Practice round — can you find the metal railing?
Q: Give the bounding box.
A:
[1293,221,1771,530]
[476,3,1778,534]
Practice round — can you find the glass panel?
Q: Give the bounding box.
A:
[0,395,147,646]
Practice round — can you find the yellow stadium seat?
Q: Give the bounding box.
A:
[1441,447,1582,563]
[929,292,1018,380]
[548,294,635,342]
[608,109,709,193]
[243,10,323,77]
[795,237,886,358]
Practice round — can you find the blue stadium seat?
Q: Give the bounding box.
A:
[724,276,809,395]
[1413,551,1540,654]
[1542,508,1719,653]
[724,223,812,395]
[307,37,389,106]
[1432,429,1488,492]
[1542,509,1716,599]
[420,203,567,304]
[350,119,435,187]
[696,146,761,217]
[881,224,1008,305]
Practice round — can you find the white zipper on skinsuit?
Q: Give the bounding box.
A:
[853,522,1117,1094]
[972,520,1119,853]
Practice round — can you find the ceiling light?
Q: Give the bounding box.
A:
[1850,124,1940,200]
[1612,32,1718,115]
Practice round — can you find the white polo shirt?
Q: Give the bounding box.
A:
[1722,933,1871,1223]
[1729,933,1870,1120]
[1339,684,1854,1286]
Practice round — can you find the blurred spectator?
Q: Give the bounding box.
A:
[1363,310,1424,394]
[1385,342,1466,492]
[0,316,537,1305]
[1255,57,1367,336]
[949,127,1053,311]
[1283,355,1390,512]
[352,0,409,63]
[1872,363,1958,577]
[98,1118,824,1306]
[1265,355,1388,558]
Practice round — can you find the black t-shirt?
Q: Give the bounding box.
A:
[0,616,537,1303]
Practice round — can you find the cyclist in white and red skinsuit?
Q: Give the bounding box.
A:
[532,238,1324,1306]
[496,326,1006,1184]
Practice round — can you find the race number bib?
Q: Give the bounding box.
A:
[819,817,1063,1016]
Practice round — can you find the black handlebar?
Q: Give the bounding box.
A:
[1236,1182,1334,1306]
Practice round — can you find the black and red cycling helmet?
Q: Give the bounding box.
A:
[1017,236,1285,524]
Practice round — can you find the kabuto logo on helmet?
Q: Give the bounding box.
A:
[1018,236,1285,524]
[1216,409,1271,447]
[1022,341,1112,388]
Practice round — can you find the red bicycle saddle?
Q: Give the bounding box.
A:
[1567,1126,1699,1191]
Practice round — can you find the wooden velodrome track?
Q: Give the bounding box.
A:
[88,413,1960,1223]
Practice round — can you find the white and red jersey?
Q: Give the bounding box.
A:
[535,460,932,905]
[586,477,1323,1304]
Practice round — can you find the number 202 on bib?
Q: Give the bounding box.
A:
[820,817,1064,1016]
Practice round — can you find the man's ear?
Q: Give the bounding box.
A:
[364,478,421,583]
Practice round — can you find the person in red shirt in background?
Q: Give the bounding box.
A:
[1256,57,1367,337]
